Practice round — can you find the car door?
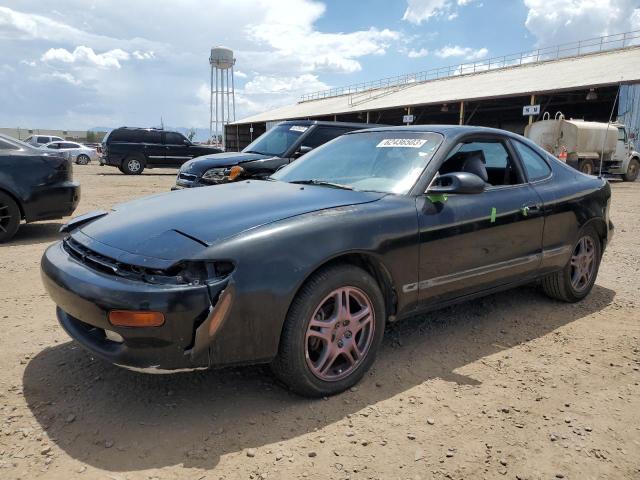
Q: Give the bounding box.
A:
[137,130,164,166]
[163,132,192,167]
[416,135,545,304]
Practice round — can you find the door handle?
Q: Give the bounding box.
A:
[521,204,541,216]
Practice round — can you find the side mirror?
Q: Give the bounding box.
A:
[428,172,486,194]
[293,145,313,158]
[183,139,191,145]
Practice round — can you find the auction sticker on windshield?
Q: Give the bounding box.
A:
[376,138,427,148]
[290,126,309,133]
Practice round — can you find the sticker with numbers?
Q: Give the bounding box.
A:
[376,138,427,148]
[290,126,309,133]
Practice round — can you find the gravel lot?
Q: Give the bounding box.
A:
[1,164,638,480]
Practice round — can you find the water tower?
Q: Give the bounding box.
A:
[209,46,236,147]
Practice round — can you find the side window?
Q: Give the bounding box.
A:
[0,139,18,150]
[47,143,60,149]
[617,128,627,143]
[142,130,162,144]
[440,140,523,186]
[62,142,78,148]
[512,141,552,181]
[301,127,348,149]
[37,136,48,144]
[164,132,186,145]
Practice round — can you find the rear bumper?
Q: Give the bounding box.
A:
[41,241,224,372]
[24,181,80,222]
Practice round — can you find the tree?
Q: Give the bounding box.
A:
[187,128,196,141]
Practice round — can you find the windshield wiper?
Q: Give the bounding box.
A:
[290,179,354,190]
[243,150,266,155]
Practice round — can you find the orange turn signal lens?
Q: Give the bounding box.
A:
[108,310,165,327]
[228,165,244,181]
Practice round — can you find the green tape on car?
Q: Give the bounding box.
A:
[427,194,448,203]
[490,207,497,223]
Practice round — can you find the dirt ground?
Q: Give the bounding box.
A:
[0,163,638,480]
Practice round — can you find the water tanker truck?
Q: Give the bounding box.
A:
[525,113,639,181]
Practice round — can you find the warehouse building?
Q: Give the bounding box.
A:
[226,31,640,151]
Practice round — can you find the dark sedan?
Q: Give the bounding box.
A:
[174,120,378,188]
[0,134,80,242]
[41,126,612,396]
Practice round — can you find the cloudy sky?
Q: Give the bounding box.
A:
[1,0,639,133]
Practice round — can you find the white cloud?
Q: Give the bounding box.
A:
[407,48,430,58]
[247,1,400,74]
[435,45,488,60]
[524,0,640,46]
[43,72,82,86]
[402,0,477,24]
[132,50,154,60]
[41,46,130,69]
[234,70,248,78]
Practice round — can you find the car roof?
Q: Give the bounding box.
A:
[112,127,181,134]
[344,124,526,139]
[277,120,387,129]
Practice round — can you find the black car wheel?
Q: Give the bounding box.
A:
[0,192,21,243]
[578,158,595,175]
[624,158,639,182]
[122,156,145,175]
[76,154,90,165]
[542,226,601,302]
[271,264,385,397]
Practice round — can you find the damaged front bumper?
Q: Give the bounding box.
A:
[41,241,232,373]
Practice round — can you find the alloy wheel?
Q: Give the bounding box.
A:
[0,203,11,234]
[570,236,596,292]
[127,159,141,173]
[305,286,375,381]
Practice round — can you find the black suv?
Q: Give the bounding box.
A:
[174,121,377,189]
[101,127,222,175]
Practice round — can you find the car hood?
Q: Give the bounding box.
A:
[180,152,273,175]
[76,180,385,262]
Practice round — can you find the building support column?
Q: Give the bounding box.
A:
[366,111,370,123]
[406,106,412,125]
[459,101,465,125]
[529,94,536,125]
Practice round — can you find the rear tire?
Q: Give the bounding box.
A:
[624,158,639,182]
[578,158,595,175]
[121,155,145,175]
[76,154,90,165]
[0,192,21,243]
[542,226,601,302]
[271,264,385,397]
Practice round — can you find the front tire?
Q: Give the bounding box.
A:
[624,158,639,182]
[578,158,595,175]
[542,226,601,302]
[271,264,385,397]
[0,192,21,243]
[121,155,145,175]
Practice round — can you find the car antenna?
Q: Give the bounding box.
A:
[599,82,621,178]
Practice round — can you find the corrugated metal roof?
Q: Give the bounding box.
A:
[232,47,640,125]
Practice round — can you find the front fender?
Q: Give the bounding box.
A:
[193,196,419,366]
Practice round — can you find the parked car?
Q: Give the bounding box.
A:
[101,127,223,174]
[174,120,379,189]
[24,134,64,146]
[41,126,611,396]
[0,134,80,242]
[41,141,99,165]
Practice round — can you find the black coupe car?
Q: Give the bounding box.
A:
[0,134,80,243]
[41,126,612,396]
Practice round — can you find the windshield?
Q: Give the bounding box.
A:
[242,123,309,157]
[272,131,443,194]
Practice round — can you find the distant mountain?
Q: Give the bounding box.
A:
[89,126,214,142]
